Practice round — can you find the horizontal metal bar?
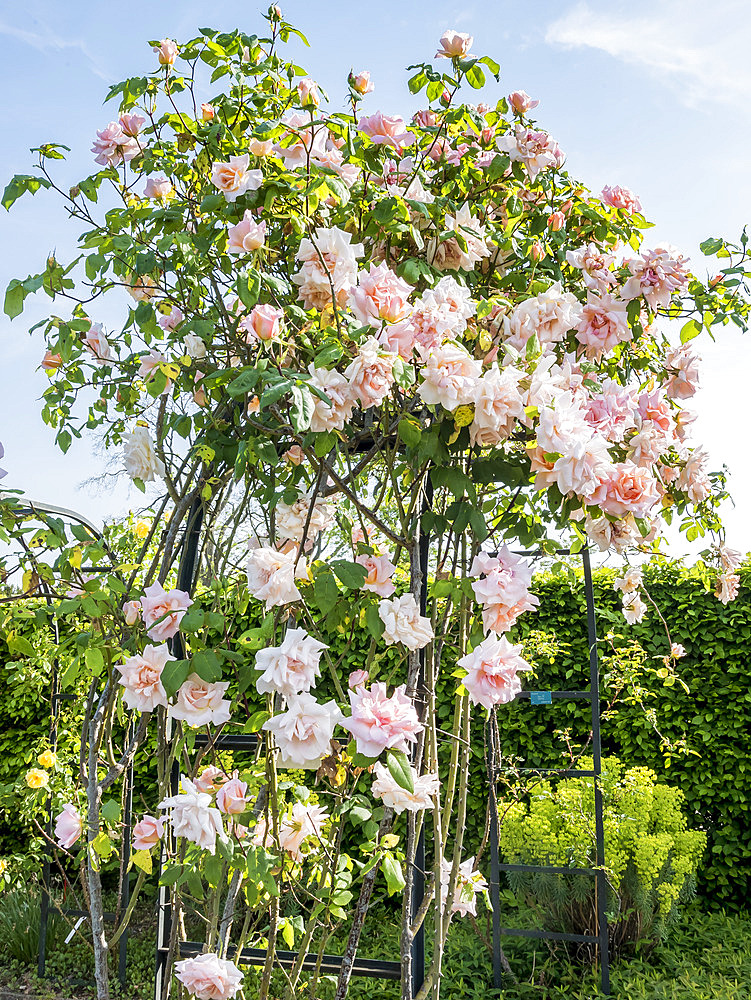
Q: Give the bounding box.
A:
[193,733,259,750]
[498,927,600,944]
[52,693,76,703]
[496,768,598,778]
[54,908,117,920]
[497,864,597,875]
[514,690,592,701]
[172,941,401,979]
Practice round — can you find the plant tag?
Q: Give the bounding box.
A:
[530,690,552,705]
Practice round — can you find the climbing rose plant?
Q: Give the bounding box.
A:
[2,11,749,1000]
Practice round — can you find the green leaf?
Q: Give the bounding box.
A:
[132,849,153,874]
[236,269,262,309]
[91,832,113,860]
[313,567,339,614]
[382,853,406,895]
[161,658,191,698]
[465,64,486,89]
[227,370,260,397]
[102,798,121,826]
[680,319,702,344]
[699,237,724,256]
[386,750,415,794]
[329,559,368,589]
[8,635,35,657]
[365,602,385,640]
[290,384,315,432]
[4,274,43,319]
[259,380,291,409]
[179,607,205,633]
[2,174,51,211]
[398,418,422,448]
[192,649,223,682]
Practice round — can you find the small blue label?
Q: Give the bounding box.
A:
[530,690,553,705]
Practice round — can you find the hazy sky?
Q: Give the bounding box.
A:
[1,0,750,552]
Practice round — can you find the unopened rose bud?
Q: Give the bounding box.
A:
[349,70,374,96]
[530,241,544,261]
[201,103,215,121]
[297,78,320,108]
[710,274,724,287]
[547,211,565,231]
[155,39,178,67]
[559,199,573,215]
[269,4,282,20]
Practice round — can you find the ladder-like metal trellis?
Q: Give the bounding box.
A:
[487,547,610,996]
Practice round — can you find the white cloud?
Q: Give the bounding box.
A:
[545,1,751,110]
[0,19,111,82]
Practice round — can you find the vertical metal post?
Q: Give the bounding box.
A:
[119,737,134,988]
[582,548,610,997]
[486,714,503,989]
[39,597,61,979]
[155,495,205,1000]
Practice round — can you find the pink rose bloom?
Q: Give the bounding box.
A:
[428,202,490,272]
[42,351,63,371]
[144,175,173,199]
[293,225,364,310]
[248,137,274,156]
[137,350,170,387]
[277,801,329,860]
[417,343,482,411]
[283,445,305,465]
[348,669,369,690]
[584,378,635,442]
[122,599,142,625]
[439,856,488,917]
[216,771,248,815]
[174,954,243,1000]
[255,627,327,700]
[201,103,215,121]
[413,109,437,128]
[637,388,674,437]
[575,293,631,359]
[307,367,356,432]
[358,112,415,152]
[613,566,642,594]
[566,243,616,293]
[470,365,525,447]
[119,113,146,137]
[273,112,329,169]
[169,675,232,728]
[54,803,83,850]
[141,581,193,641]
[470,547,539,634]
[599,462,660,518]
[159,778,227,853]
[91,122,139,167]
[350,70,374,95]
[344,336,398,409]
[155,39,178,66]
[211,154,263,203]
[670,643,687,659]
[664,343,700,399]
[246,545,308,609]
[297,77,320,107]
[115,643,172,713]
[194,765,227,794]
[622,591,647,624]
[458,634,532,709]
[508,90,539,114]
[241,303,282,343]
[621,246,690,310]
[132,814,164,851]
[158,306,184,331]
[357,553,396,597]
[378,594,434,650]
[263,693,343,769]
[435,30,473,58]
[716,572,740,604]
[349,263,412,327]
[497,125,563,179]
[601,184,642,214]
[227,211,266,253]
[83,322,113,363]
[507,282,582,353]
[344,682,423,758]
[371,761,439,813]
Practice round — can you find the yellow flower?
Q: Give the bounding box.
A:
[37,750,57,769]
[134,520,150,539]
[26,768,49,789]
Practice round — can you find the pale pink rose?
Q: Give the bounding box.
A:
[159,778,227,853]
[119,113,146,137]
[344,682,423,758]
[169,675,232,728]
[470,547,539,634]
[158,306,184,331]
[371,761,439,813]
[664,343,700,399]
[585,513,642,554]
[278,801,329,860]
[263,693,342,769]
[248,137,274,156]
[283,445,305,465]
[344,337,398,409]
[293,226,364,310]
[255,627,327,699]
[349,263,412,327]
[348,669,369,690]
[422,276,475,331]
[470,365,525,446]
[428,203,491,271]
[91,121,139,167]
[507,282,582,353]
[508,90,539,114]
[127,274,157,301]
[418,343,482,411]
[115,643,172,713]
[435,30,473,58]
[174,954,242,1000]
[584,378,635,442]
[227,211,266,253]
[211,155,263,203]
[194,765,227,794]
[275,493,333,547]
[358,112,415,152]
[378,594,434,650]
[246,545,308,609]
[241,303,282,342]
[621,246,690,310]
[273,113,329,169]
[622,591,647,624]
[201,103,215,121]
[137,349,170,386]
[719,546,743,573]
[155,39,178,66]
[216,771,248,815]
[601,185,642,214]
[350,70,374,95]
[54,803,83,850]
[439,856,487,917]
[458,634,532,709]
[132,814,164,850]
[497,125,563,179]
[716,572,740,604]
[123,426,165,482]
[140,581,193,641]
[670,643,686,659]
[42,351,63,371]
[599,462,660,518]
[566,243,617,294]
[143,176,172,201]
[413,109,437,128]
[297,77,320,107]
[613,566,642,594]
[83,322,113,363]
[357,553,396,597]
[122,599,142,625]
[575,293,631,359]
[637,388,674,437]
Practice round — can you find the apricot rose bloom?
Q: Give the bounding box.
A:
[140,581,193,641]
[350,70,374,95]
[356,553,397,597]
[174,954,243,1000]
[508,90,539,114]
[435,30,473,59]
[132,815,164,850]
[155,39,178,66]
[227,211,266,253]
[344,682,423,758]
[115,643,172,713]
[211,154,263,203]
[169,675,232,728]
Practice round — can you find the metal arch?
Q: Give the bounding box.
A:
[487,546,611,997]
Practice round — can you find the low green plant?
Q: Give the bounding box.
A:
[497,757,705,958]
[0,885,65,963]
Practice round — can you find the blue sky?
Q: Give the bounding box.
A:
[1,0,750,551]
